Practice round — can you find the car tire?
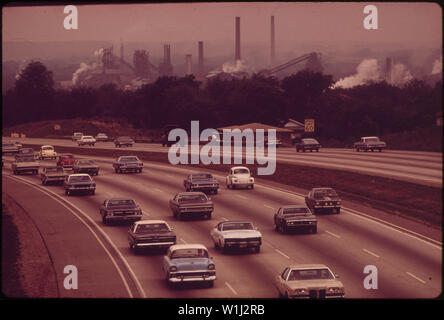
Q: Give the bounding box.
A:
[303,148,306,152]
[102,216,107,225]
[335,208,341,214]
[254,246,260,253]
[114,168,118,173]
[66,190,70,196]
[278,224,285,234]
[91,190,95,195]
[379,148,382,152]
[312,226,317,233]
[316,148,319,152]
[250,185,254,189]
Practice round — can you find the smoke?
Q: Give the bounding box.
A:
[94,48,104,58]
[72,62,98,85]
[332,59,382,89]
[221,60,250,73]
[333,58,413,89]
[431,55,442,75]
[15,60,28,80]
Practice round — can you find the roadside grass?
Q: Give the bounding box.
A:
[20,143,442,228]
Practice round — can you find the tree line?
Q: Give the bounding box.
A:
[3,61,442,142]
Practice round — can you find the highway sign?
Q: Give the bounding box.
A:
[304,119,315,132]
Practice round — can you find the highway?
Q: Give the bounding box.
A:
[5,137,442,187]
[2,153,442,298]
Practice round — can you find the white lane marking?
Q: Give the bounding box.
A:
[263,204,275,210]
[363,248,380,258]
[406,272,426,284]
[154,188,163,193]
[236,195,247,200]
[4,174,139,298]
[5,174,147,298]
[275,249,290,259]
[225,282,238,296]
[220,217,229,221]
[325,230,341,239]
[180,238,187,244]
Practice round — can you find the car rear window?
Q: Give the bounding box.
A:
[314,189,337,198]
[178,195,207,202]
[233,168,249,174]
[108,199,135,206]
[288,268,334,281]
[46,167,63,173]
[283,207,309,215]
[135,223,169,233]
[222,222,254,231]
[120,157,139,162]
[69,175,92,183]
[302,139,319,144]
[191,174,213,180]
[171,248,208,259]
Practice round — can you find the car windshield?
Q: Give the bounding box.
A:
[365,138,379,142]
[178,195,207,203]
[119,137,131,140]
[314,189,337,199]
[303,139,319,144]
[83,136,93,139]
[222,222,254,231]
[120,157,139,162]
[171,248,208,259]
[62,155,74,159]
[233,168,249,174]
[108,199,135,207]
[69,176,92,183]
[288,268,335,281]
[17,156,35,162]
[46,167,63,173]
[282,207,310,216]
[191,174,213,180]
[135,223,169,233]
[42,146,53,150]
[77,160,95,165]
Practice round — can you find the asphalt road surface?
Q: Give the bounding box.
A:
[2,154,442,298]
[5,137,442,187]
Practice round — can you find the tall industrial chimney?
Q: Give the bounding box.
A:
[270,16,275,67]
[235,16,241,61]
[185,54,192,75]
[120,37,124,62]
[198,41,204,80]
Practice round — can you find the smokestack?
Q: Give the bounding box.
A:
[164,44,171,65]
[198,41,204,80]
[270,16,275,67]
[235,16,241,61]
[120,37,124,62]
[386,57,393,84]
[186,54,192,75]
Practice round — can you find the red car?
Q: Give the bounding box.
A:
[57,154,76,169]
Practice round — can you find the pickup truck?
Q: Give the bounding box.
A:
[354,136,387,152]
[12,156,40,175]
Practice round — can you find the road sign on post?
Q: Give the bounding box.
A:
[304,119,315,132]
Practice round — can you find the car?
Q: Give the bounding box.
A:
[112,155,143,173]
[95,133,108,142]
[169,192,214,220]
[354,136,387,152]
[274,264,345,299]
[57,154,76,169]
[78,135,96,146]
[162,244,216,287]
[226,166,254,189]
[64,173,96,196]
[128,220,176,253]
[72,132,83,141]
[114,136,134,147]
[13,141,23,148]
[274,205,317,234]
[73,159,99,175]
[38,145,57,160]
[11,156,40,175]
[40,166,67,185]
[15,147,35,159]
[296,138,321,152]
[99,198,142,225]
[210,221,262,253]
[2,142,19,155]
[305,187,341,214]
[184,173,220,194]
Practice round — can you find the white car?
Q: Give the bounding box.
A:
[39,145,57,160]
[72,132,83,141]
[274,264,345,299]
[78,135,96,146]
[210,221,262,253]
[226,166,254,189]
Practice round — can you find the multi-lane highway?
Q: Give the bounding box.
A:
[2,153,442,298]
[6,137,442,187]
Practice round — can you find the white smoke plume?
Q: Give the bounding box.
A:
[221,60,250,73]
[332,59,382,89]
[15,60,28,80]
[72,62,98,85]
[333,59,414,89]
[431,55,442,75]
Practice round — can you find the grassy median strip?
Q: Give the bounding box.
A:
[22,143,442,227]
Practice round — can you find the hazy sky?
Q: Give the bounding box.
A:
[2,2,442,47]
